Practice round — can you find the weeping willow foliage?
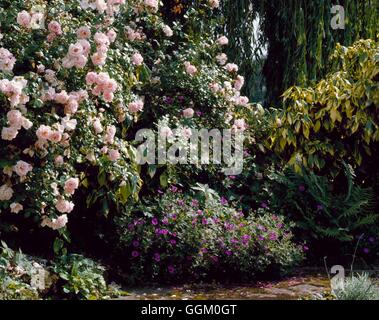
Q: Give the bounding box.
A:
[222,0,379,105]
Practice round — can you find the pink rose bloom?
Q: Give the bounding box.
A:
[64,100,79,115]
[94,32,110,46]
[162,25,173,37]
[144,0,158,11]
[7,110,23,129]
[95,0,107,13]
[48,21,62,35]
[236,96,249,106]
[107,29,117,42]
[216,53,228,66]
[55,90,69,104]
[49,130,62,143]
[104,125,116,144]
[36,125,52,141]
[183,108,194,118]
[92,85,102,96]
[51,214,68,230]
[209,82,220,93]
[217,36,229,46]
[55,199,74,214]
[108,149,121,161]
[105,79,118,92]
[86,72,98,85]
[10,202,23,214]
[22,118,33,130]
[91,52,107,66]
[55,155,64,165]
[184,61,197,76]
[93,119,103,134]
[234,75,245,90]
[68,42,84,57]
[17,11,31,28]
[96,72,110,85]
[77,26,91,39]
[225,63,238,73]
[96,44,109,55]
[208,0,220,9]
[61,116,77,131]
[0,184,13,201]
[103,91,114,102]
[78,39,91,56]
[128,100,144,113]
[131,53,143,66]
[64,177,79,195]
[1,127,18,141]
[74,55,88,69]
[13,160,33,177]
[47,33,57,42]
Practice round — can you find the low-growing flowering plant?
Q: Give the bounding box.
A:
[114,186,304,283]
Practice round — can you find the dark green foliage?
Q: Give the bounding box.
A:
[266,164,378,252]
[222,0,379,105]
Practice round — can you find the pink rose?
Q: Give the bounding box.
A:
[48,21,62,35]
[17,11,31,28]
[217,36,229,46]
[162,25,173,37]
[94,32,110,46]
[183,108,194,118]
[103,91,114,102]
[216,53,228,66]
[0,184,13,201]
[91,52,107,66]
[107,29,117,42]
[36,125,52,141]
[55,155,64,165]
[1,127,18,141]
[49,130,62,143]
[184,61,197,76]
[7,110,23,129]
[86,72,98,85]
[236,96,249,106]
[64,177,79,195]
[68,42,84,57]
[144,0,158,11]
[208,0,220,9]
[55,91,69,104]
[77,26,91,39]
[13,160,33,177]
[51,214,68,230]
[131,52,143,66]
[93,119,103,134]
[108,149,121,161]
[55,199,74,213]
[225,63,238,73]
[10,202,23,214]
[128,100,144,113]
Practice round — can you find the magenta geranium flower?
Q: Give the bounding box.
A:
[168,265,175,274]
[131,250,139,257]
[153,253,160,262]
[152,217,158,225]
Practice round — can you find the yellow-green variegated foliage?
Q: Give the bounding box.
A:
[271,39,379,175]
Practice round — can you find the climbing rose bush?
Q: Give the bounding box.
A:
[0,0,251,245]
